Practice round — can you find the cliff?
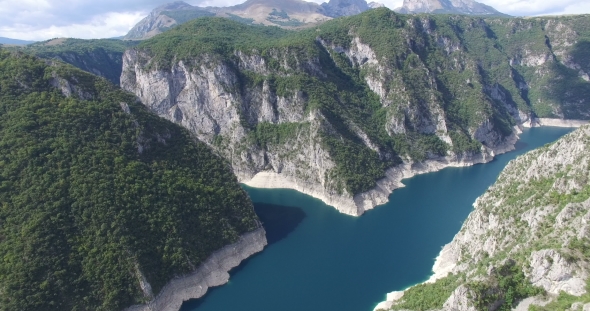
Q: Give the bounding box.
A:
[123,0,382,40]
[121,10,590,215]
[376,126,590,310]
[16,38,136,85]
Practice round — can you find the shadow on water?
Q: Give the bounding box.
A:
[254,203,306,245]
[180,203,306,311]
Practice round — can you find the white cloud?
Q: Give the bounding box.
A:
[0,0,589,41]
[476,0,590,16]
[0,11,145,41]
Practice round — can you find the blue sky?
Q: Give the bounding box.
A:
[1,0,589,41]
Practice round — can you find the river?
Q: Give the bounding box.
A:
[181,127,573,311]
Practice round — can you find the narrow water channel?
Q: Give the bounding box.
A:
[181,127,573,311]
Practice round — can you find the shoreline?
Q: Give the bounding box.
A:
[372,120,588,311]
[244,119,588,217]
[124,227,267,311]
[244,131,519,216]
[524,118,588,128]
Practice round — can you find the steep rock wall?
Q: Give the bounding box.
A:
[125,228,267,311]
[376,126,590,310]
[122,12,590,215]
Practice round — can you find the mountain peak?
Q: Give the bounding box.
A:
[395,0,508,16]
[151,1,194,15]
[321,0,370,17]
[124,0,384,40]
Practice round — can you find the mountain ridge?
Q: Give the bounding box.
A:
[395,0,508,16]
[0,36,36,45]
[377,126,590,310]
[121,10,590,215]
[124,0,382,40]
[0,48,264,311]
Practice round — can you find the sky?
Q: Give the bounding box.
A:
[1,0,590,41]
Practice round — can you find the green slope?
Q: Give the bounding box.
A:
[0,49,259,311]
[11,38,137,85]
[127,11,590,196]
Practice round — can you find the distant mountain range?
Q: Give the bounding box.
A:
[124,0,385,40]
[0,37,36,45]
[395,0,508,16]
[124,0,507,40]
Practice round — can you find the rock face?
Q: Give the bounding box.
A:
[122,11,590,216]
[125,228,267,311]
[321,0,370,17]
[18,38,133,85]
[377,126,590,310]
[125,2,214,40]
[395,0,507,16]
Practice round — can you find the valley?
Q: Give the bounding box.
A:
[1,1,590,311]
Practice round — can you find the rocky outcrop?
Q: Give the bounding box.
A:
[121,41,512,215]
[124,2,213,40]
[125,228,267,311]
[122,11,590,217]
[376,126,590,310]
[21,38,131,85]
[124,0,388,40]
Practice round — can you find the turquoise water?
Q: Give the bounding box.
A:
[181,127,573,311]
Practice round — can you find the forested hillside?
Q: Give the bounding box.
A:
[0,49,259,311]
[10,38,136,85]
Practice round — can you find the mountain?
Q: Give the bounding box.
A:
[321,0,370,17]
[395,0,507,16]
[120,9,590,216]
[0,49,265,311]
[0,36,35,45]
[124,0,382,40]
[212,0,330,28]
[369,2,385,8]
[376,125,590,310]
[124,1,215,40]
[11,38,136,85]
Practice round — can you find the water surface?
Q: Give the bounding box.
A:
[182,127,573,311]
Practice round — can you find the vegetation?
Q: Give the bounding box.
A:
[122,10,589,195]
[162,8,215,25]
[226,13,255,25]
[388,273,463,311]
[468,262,544,311]
[530,278,590,311]
[0,49,259,311]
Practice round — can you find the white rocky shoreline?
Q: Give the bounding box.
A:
[246,119,588,217]
[373,119,588,311]
[121,119,586,311]
[124,227,267,311]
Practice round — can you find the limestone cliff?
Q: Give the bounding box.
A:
[125,228,267,311]
[376,126,590,310]
[122,11,590,215]
[16,38,135,85]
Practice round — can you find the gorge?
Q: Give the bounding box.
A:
[181,127,574,311]
[2,4,590,311]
